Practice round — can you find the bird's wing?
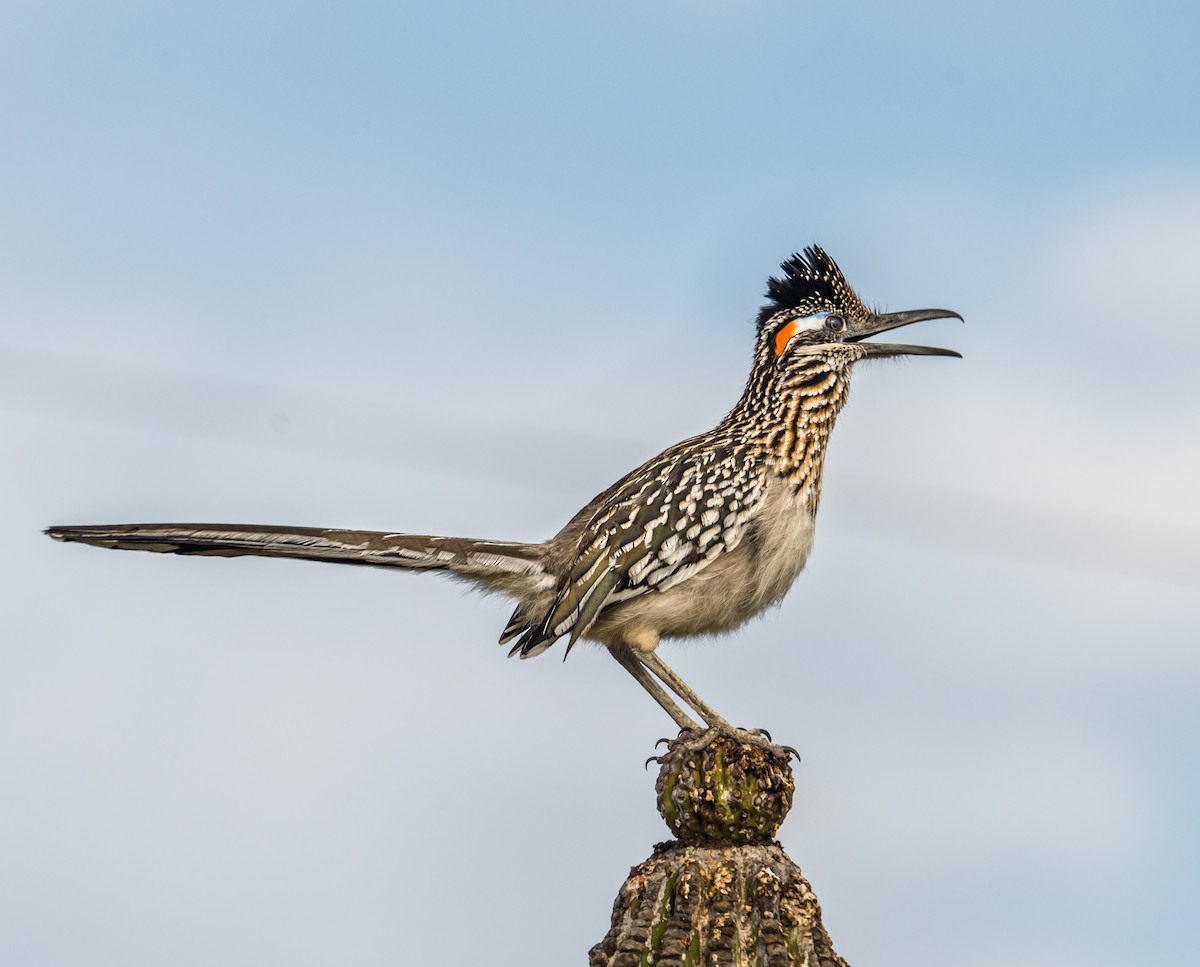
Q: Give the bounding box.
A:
[507,441,763,657]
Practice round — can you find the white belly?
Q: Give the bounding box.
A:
[591,479,817,646]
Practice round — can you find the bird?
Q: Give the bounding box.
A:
[46,246,961,731]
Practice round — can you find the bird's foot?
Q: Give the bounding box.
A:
[652,721,795,762]
[708,720,790,750]
[724,729,801,763]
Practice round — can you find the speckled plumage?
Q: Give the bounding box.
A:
[46,247,961,729]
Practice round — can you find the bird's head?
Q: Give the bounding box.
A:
[754,246,962,369]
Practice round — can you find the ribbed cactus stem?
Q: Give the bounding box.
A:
[590,729,848,967]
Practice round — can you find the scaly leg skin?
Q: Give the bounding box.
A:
[639,652,792,756]
[610,648,700,731]
[639,650,732,731]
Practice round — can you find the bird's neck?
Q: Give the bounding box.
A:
[726,356,853,508]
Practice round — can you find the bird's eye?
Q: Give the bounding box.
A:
[824,314,845,332]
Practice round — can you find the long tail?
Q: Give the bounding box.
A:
[45,523,547,594]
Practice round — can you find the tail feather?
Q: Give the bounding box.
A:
[45,523,546,593]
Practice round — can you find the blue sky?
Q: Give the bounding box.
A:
[2,3,1198,966]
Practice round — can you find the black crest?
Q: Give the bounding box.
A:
[755,246,851,330]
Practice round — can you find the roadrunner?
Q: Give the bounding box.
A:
[47,247,960,730]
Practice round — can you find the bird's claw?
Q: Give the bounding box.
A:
[644,754,667,770]
[722,725,798,762]
[721,724,775,743]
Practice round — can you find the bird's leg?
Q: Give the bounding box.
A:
[639,651,732,730]
[610,649,700,731]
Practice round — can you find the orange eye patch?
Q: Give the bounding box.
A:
[774,320,800,356]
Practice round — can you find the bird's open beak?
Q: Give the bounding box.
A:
[846,308,963,359]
